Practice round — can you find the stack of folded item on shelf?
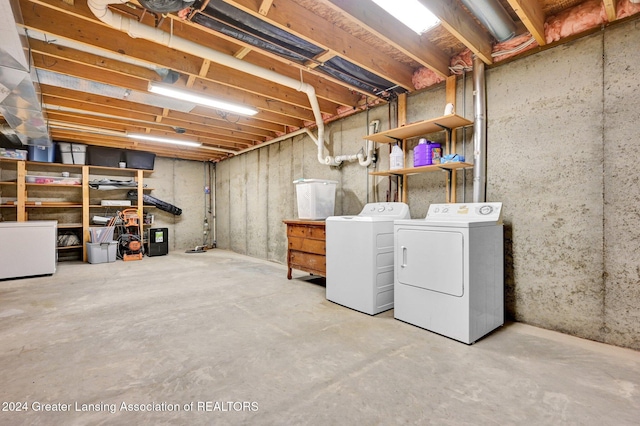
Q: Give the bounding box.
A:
[89,178,146,190]
[440,154,465,163]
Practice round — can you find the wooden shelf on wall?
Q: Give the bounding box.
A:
[366,114,473,143]
[26,183,82,188]
[370,161,473,176]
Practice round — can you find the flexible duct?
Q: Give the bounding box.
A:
[88,0,365,167]
[459,0,517,42]
[472,55,487,202]
[0,0,52,146]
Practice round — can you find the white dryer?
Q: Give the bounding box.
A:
[326,202,410,315]
[394,203,504,344]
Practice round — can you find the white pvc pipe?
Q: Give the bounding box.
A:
[88,0,374,168]
[89,0,340,164]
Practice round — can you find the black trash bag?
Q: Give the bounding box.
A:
[127,190,182,216]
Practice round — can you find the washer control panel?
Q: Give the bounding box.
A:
[425,203,503,224]
[359,202,410,218]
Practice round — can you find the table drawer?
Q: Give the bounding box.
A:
[288,236,325,255]
[287,225,326,240]
[289,251,326,272]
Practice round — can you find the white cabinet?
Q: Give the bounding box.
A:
[0,221,57,279]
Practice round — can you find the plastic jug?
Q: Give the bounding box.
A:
[413,138,430,167]
[389,145,404,170]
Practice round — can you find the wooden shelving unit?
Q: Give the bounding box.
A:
[366,113,474,202]
[369,161,472,176]
[0,158,153,262]
[366,114,473,144]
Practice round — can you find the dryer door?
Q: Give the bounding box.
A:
[396,228,464,297]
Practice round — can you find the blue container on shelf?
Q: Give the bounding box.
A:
[27,143,56,162]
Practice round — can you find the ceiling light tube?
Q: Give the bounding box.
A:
[128,133,202,147]
[148,82,259,116]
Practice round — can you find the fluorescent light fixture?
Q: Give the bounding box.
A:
[371,0,440,34]
[148,82,259,116]
[128,133,202,147]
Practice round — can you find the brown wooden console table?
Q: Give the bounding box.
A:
[283,220,326,279]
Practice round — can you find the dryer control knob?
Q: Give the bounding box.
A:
[378,207,385,212]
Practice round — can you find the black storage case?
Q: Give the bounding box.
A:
[87,145,124,168]
[124,150,155,170]
[147,228,168,256]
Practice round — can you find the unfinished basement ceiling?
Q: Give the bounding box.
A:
[1,0,639,162]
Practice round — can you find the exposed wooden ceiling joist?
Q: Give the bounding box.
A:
[2,0,635,163]
[322,0,451,78]
[221,0,417,90]
[418,0,494,64]
[603,0,617,23]
[22,0,344,118]
[506,0,547,46]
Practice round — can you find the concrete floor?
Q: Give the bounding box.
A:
[1,250,639,425]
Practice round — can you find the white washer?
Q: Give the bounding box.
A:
[326,202,410,315]
[394,203,504,344]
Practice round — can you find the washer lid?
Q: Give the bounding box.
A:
[424,203,503,225]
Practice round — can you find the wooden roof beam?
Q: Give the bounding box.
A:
[178,13,373,103]
[42,91,255,143]
[21,0,332,117]
[602,0,617,23]
[198,62,341,114]
[43,99,262,148]
[50,133,226,161]
[46,107,260,148]
[506,0,547,46]
[32,50,313,126]
[234,46,253,59]
[29,0,365,104]
[304,50,337,69]
[323,0,451,78]
[417,0,494,64]
[221,0,416,90]
[258,0,274,16]
[28,39,163,82]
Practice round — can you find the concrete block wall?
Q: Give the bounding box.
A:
[488,35,606,341]
[143,157,209,252]
[602,20,640,349]
[214,18,640,350]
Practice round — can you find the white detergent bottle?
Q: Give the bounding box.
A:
[389,145,404,170]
